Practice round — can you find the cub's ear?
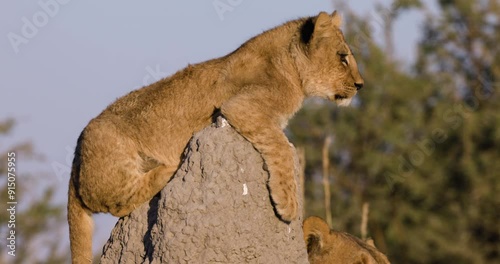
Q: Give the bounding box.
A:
[315,11,342,30]
[314,12,332,33]
[331,10,342,27]
[365,238,376,247]
[303,216,331,254]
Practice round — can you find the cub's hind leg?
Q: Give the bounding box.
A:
[69,118,179,263]
[106,164,178,217]
[77,117,180,216]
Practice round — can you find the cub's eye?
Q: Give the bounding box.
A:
[339,53,349,66]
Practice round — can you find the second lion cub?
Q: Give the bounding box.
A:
[68,11,363,263]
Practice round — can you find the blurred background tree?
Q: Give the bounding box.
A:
[290,0,500,263]
[0,119,70,263]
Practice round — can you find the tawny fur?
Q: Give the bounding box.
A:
[303,216,391,264]
[68,11,363,263]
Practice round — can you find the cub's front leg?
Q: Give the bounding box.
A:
[222,94,298,222]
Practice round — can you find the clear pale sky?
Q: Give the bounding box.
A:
[1,0,429,255]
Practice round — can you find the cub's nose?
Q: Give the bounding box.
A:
[354,82,364,91]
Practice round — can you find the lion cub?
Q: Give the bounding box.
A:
[68,11,363,263]
[304,216,390,264]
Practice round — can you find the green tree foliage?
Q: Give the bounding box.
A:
[290,1,500,263]
[0,119,70,263]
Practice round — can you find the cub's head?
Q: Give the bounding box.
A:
[303,216,391,264]
[296,11,364,106]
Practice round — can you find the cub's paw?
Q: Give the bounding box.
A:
[269,178,298,222]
